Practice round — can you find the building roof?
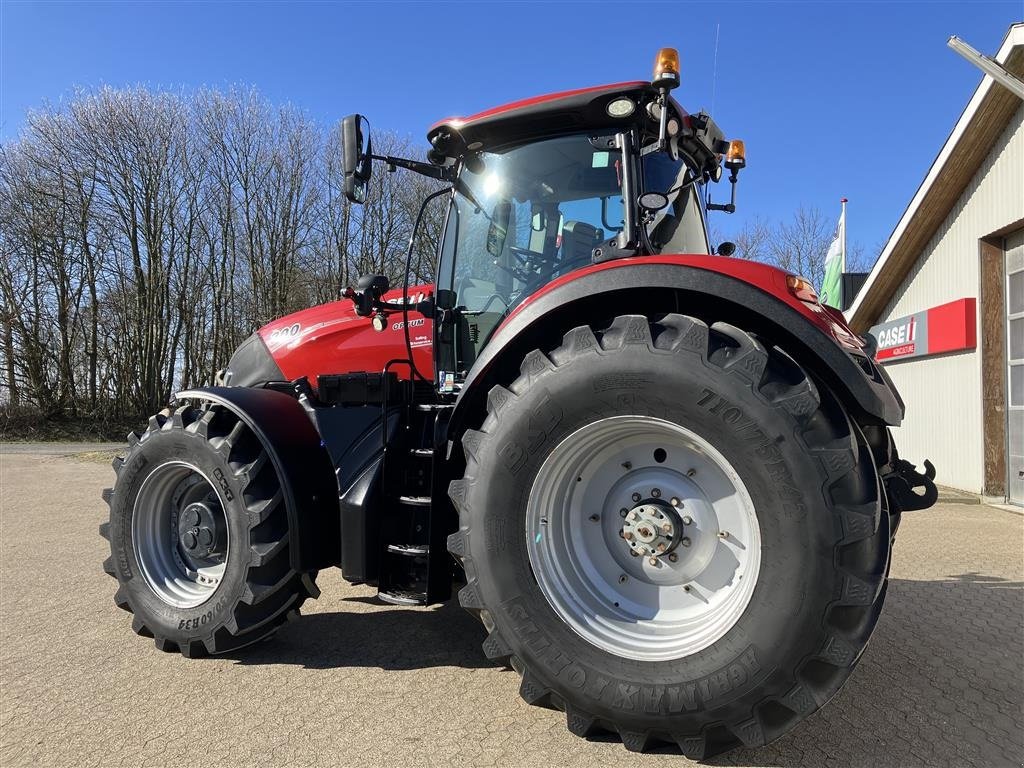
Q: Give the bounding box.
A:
[847,23,1024,333]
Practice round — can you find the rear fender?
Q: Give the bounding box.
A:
[449,262,905,439]
[176,387,341,572]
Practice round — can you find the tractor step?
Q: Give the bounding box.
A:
[378,589,428,607]
[398,495,431,506]
[387,543,429,556]
[375,396,452,607]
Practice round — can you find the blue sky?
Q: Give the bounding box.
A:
[1,1,1020,257]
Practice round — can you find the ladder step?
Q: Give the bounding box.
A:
[409,447,434,457]
[387,543,429,556]
[378,590,428,606]
[398,495,431,507]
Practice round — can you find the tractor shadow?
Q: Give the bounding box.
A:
[227,589,492,671]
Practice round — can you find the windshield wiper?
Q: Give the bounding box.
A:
[455,177,492,220]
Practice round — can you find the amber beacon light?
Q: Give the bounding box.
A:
[652,48,680,89]
[725,139,746,170]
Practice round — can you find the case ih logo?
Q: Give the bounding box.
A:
[875,315,919,359]
[869,298,976,363]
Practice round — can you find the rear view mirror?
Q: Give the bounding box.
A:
[487,200,511,257]
[342,114,373,204]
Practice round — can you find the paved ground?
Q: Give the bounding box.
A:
[1,449,1021,768]
[0,442,124,455]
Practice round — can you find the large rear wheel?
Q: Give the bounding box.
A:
[101,404,319,656]
[448,314,890,757]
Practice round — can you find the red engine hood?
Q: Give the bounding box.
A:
[259,286,435,387]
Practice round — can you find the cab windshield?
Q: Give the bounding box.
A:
[436,132,708,370]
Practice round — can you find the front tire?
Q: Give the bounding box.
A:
[101,404,319,657]
[448,314,890,757]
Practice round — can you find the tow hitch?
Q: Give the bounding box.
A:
[885,458,938,512]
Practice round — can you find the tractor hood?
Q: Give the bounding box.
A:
[223,286,436,391]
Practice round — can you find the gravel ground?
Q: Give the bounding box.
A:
[0,450,1021,768]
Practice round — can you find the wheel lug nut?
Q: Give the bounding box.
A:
[618,574,628,584]
[682,515,693,525]
[589,513,600,522]
[681,537,692,547]
[623,532,633,540]
[651,488,661,498]
[649,557,659,566]
[684,585,691,592]
[630,550,639,557]
[668,553,678,562]
[670,497,681,507]
[619,508,628,518]
[661,524,671,534]
[687,468,696,477]
[718,531,729,539]
[632,492,642,503]
[656,543,667,552]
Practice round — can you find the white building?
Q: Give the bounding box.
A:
[848,24,1023,505]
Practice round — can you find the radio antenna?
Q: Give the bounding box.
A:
[710,22,721,116]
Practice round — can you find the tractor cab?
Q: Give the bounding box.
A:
[340,49,746,386]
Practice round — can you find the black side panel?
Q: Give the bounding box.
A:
[224,332,285,387]
[450,264,904,437]
[309,403,401,584]
[338,457,384,583]
[176,387,340,572]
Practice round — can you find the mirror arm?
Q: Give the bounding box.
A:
[369,154,455,182]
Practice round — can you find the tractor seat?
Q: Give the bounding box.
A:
[560,221,603,272]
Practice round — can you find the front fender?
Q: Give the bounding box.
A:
[176,386,340,572]
[450,259,904,437]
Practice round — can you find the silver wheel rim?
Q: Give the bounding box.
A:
[526,416,761,661]
[132,461,229,608]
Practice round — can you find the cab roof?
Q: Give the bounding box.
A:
[427,81,687,154]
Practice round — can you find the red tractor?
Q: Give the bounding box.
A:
[101,49,936,758]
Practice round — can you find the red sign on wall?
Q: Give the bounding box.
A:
[869,298,977,362]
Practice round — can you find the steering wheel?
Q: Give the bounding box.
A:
[508,245,544,267]
[495,245,546,284]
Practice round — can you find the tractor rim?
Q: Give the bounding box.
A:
[132,460,229,608]
[526,416,761,661]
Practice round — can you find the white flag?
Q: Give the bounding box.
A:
[820,202,846,309]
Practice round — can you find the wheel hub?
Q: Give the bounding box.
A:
[177,501,225,560]
[621,500,684,559]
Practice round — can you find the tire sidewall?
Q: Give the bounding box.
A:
[464,341,842,728]
[110,425,250,642]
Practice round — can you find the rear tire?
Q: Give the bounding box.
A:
[101,404,319,657]
[447,314,890,757]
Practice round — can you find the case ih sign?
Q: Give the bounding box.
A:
[869,297,977,362]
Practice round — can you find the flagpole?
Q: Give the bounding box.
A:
[840,197,848,274]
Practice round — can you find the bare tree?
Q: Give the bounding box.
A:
[709,215,773,261]
[0,83,451,433]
